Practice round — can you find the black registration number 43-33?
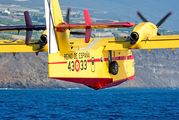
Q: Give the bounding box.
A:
[68,60,87,72]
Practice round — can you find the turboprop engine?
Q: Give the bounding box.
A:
[130,22,157,46]
[130,11,173,49]
[39,34,47,48]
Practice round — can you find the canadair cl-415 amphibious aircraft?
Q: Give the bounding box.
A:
[0,0,179,90]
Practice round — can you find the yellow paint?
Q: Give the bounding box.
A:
[0,42,48,53]
[51,0,71,52]
[47,0,179,89]
[51,0,64,25]
[130,22,157,49]
[48,48,135,83]
[172,48,175,52]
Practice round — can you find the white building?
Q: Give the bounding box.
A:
[3,10,11,14]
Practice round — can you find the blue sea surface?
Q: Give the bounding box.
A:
[0,89,179,119]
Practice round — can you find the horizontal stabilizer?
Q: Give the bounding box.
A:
[56,8,134,43]
[56,22,134,30]
[56,8,134,30]
[0,25,46,31]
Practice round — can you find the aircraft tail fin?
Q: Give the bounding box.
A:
[44,0,71,53]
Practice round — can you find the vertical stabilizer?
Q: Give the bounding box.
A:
[44,0,71,53]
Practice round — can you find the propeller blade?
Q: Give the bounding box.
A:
[156,11,173,28]
[136,11,148,22]
[66,7,71,24]
[70,31,85,35]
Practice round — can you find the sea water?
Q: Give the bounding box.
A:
[0,89,179,119]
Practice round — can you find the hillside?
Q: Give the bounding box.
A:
[1,0,179,31]
[1,49,179,89]
[0,53,86,89]
[119,49,179,89]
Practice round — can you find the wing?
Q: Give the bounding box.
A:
[134,35,179,49]
[104,35,179,51]
[0,11,48,53]
[0,39,48,53]
[69,37,127,50]
[69,35,179,52]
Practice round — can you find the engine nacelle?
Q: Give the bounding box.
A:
[130,22,157,48]
[130,32,139,45]
[40,34,47,48]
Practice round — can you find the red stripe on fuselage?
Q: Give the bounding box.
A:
[104,55,134,61]
[87,59,101,62]
[128,55,134,60]
[48,55,134,64]
[113,56,126,60]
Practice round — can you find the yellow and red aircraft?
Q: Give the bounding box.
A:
[0,0,179,90]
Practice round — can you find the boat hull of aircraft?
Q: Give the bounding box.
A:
[48,41,135,90]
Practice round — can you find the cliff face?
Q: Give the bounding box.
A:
[118,49,179,89]
[0,49,179,89]
[0,53,85,89]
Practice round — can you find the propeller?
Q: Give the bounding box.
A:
[136,11,148,22]
[156,11,173,28]
[65,7,85,35]
[136,11,172,35]
[66,7,71,24]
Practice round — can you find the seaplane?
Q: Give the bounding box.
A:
[0,0,179,90]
